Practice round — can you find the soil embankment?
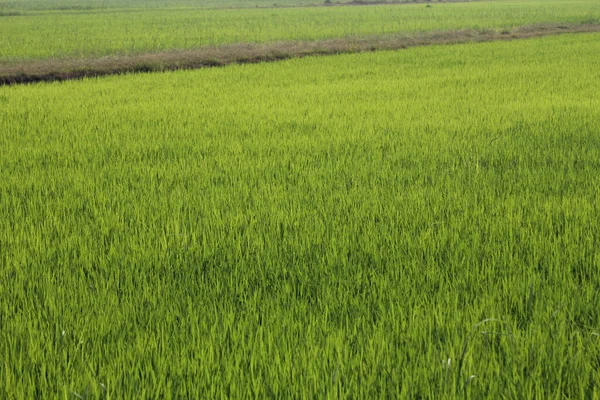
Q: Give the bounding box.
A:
[1,23,599,86]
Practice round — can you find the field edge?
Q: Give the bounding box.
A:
[1,22,599,86]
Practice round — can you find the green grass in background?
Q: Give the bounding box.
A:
[1,0,599,62]
[0,0,371,12]
[1,33,599,397]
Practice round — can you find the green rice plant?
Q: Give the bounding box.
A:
[1,0,599,62]
[0,0,368,12]
[1,33,599,398]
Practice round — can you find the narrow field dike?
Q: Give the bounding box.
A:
[2,22,600,85]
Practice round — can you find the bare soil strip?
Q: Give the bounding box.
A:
[1,23,599,86]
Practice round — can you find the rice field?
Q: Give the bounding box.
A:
[0,0,373,12]
[1,0,600,62]
[1,32,599,397]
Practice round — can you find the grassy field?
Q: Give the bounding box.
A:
[1,32,599,397]
[1,0,600,62]
[0,0,409,12]
[1,0,342,12]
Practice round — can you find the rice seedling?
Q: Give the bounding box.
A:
[1,0,599,62]
[1,32,599,398]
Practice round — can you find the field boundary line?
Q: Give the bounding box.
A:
[1,22,599,86]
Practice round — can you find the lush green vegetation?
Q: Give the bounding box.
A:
[1,33,599,397]
[0,0,355,12]
[1,0,599,62]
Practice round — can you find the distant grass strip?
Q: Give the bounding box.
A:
[1,22,599,85]
[0,0,477,13]
[3,0,598,61]
[0,0,477,12]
